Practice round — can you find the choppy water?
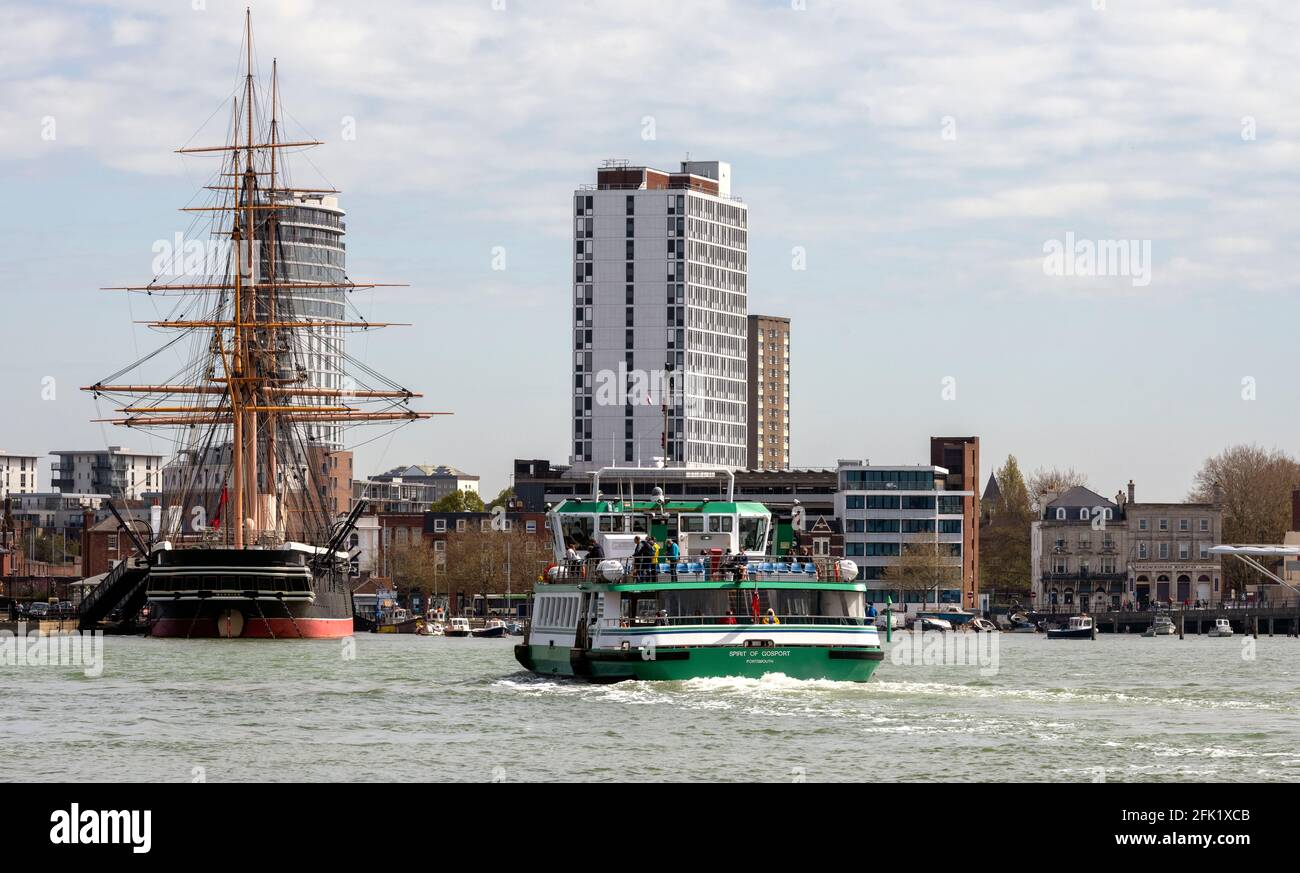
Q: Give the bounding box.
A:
[3,632,1299,782]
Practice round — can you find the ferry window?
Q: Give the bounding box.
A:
[708,515,734,533]
[561,515,595,548]
[630,515,649,533]
[739,516,767,552]
[657,589,727,618]
[599,515,619,532]
[769,589,816,617]
[679,515,704,533]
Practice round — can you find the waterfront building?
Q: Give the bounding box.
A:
[1031,480,1223,609]
[50,447,163,500]
[746,314,790,470]
[1031,486,1127,612]
[1124,480,1223,606]
[571,159,748,470]
[0,451,40,499]
[834,459,975,607]
[931,436,981,607]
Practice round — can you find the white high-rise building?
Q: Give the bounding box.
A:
[571,160,748,470]
[0,451,40,499]
[50,447,163,500]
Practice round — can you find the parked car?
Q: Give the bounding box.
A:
[28,602,50,617]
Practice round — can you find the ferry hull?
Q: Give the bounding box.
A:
[515,643,883,682]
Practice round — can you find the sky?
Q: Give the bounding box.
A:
[1,0,1297,501]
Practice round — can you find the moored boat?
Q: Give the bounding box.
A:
[445,617,472,637]
[1142,616,1176,637]
[78,12,437,640]
[472,619,508,638]
[1206,618,1234,637]
[1046,615,1095,639]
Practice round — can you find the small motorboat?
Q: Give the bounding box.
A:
[968,617,999,633]
[1005,612,1038,633]
[914,616,953,633]
[472,618,508,639]
[375,608,423,634]
[418,620,445,636]
[1206,618,1234,638]
[873,611,906,631]
[505,621,525,636]
[1046,615,1095,639]
[445,617,472,637]
[1142,616,1176,637]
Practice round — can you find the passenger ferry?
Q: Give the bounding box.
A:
[513,468,884,682]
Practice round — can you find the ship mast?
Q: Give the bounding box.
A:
[85,10,448,548]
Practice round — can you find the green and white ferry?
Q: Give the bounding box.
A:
[514,468,883,682]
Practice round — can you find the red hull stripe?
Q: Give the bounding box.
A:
[150,617,354,639]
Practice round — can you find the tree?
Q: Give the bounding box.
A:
[441,526,552,616]
[881,542,961,607]
[979,455,1034,597]
[429,489,485,513]
[390,540,438,611]
[1188,444,1300,595]
[1027,465,1090,509]
[486,486,515,510]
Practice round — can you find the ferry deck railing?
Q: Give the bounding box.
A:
[593,614,874,629]
[548,555,857,584]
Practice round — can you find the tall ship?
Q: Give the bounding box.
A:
[78,13,436,639]
[514,468,884,681]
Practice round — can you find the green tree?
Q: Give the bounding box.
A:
[980,456,1034,597]
[431,489,488,513]
[486,486,515,510]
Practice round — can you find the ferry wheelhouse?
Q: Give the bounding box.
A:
[513,469,884,682]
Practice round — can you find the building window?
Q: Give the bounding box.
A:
[433,540,445,552]
[1159,519,1169,531]
[433,518,446,532]
[1179,518,1189,532]
[1056,508,1065,520]
[1159,543,1169,559]
[526,520,537,534]
[1199,518,1209,532]
[1139,543,1148,558]
[1079,508,1088,520]
[1139,518,1148,531]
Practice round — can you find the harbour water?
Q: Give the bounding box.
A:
[3,633,1299,782]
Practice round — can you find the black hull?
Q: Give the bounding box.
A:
[145,545,353,639]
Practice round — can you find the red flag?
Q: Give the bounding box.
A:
[212,485,228,530]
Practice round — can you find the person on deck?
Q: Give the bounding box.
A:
[722,609,737,625]
[762,608,780,625]
[667,538,680,581]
